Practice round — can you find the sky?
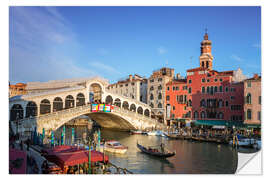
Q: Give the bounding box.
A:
[9,6,261,84]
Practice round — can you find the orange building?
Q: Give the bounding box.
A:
[9,82,27,97]
[165,78,188,125]
[166,32,247,127]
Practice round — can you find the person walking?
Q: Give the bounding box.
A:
[20,140,23,150]
[26,138,30,151]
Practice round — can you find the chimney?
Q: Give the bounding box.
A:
[129,74,133,81]
[253,74,259,79]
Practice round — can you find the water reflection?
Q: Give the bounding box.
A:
[55,127,238,174]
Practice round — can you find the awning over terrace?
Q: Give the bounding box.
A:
[42,145,109,169]
[9,149,27,174]
[194,120,245,128]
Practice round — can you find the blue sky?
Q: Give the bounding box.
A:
[9,6,261,84]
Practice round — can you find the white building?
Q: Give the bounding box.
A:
[107,74,148,104]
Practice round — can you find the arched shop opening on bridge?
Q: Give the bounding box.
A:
[40,99,51,115]
[130,104,136,112]
[76,93,85,106]
[137,107,143,114]
[144,109,150,117]
[53,97,63,112]
[122,101,129,110]
[10,104,24,121]
[65,95,75,109]
[26,101,37,117]
[114,98,121,107]
[89,83,102,103]
[105,95,113,104]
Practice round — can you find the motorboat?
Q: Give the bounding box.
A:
[100,140,128,154]
[147,130,165,136]
[229,138,256,148]
[164,132,183,139]
[130,130,143,135]
[137,142,175,158]
[253,140,261,150]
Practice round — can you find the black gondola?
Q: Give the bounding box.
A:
[137,142,176,158]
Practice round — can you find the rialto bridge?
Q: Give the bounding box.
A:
[9,77,165,136]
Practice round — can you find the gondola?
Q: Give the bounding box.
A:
[137,142,176,158]
[164,132,184,139]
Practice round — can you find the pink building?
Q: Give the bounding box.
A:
[244,74,261,126]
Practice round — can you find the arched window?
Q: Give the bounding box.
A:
[206,61,209,68]
[246,93,252,104]
[194,111,198,119]
[202,87,205,93]
[158,103,162,108]
[218,112,224,119]
[150,103,154,108]
[188,99,192,107]
[214,86,218,93]
[158,93,162,100]
[202,61,205,68]
[158,85,162,90]
[219,86,223,92]
[218,99,223,108]
[188,87,192,94]
[247,109,252,120]
[150,94,154,100]
[201,111,206,119]
[200,99,205,107]
[187,111,191,118]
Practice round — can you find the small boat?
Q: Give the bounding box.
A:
[100,140,128,154]
[253,140,261,150]
[229,138,256,148]
[164,132,183,139]
[147,130,165,136]
[137,142,175,158]
[130,130,143,135]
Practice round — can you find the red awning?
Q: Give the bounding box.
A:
[42,146,109,169]
[9,149,27,174]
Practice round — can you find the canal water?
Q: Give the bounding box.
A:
[55,126,239,174]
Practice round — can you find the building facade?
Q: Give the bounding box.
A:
[107,74,148,104]
[243,74,261,125]
[165,32,247,126]
[147,67,174,123]
[165,78,188,125]
[9,83,27,97]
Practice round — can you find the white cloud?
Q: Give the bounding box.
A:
[230,54,243,62]
[89,61,121,75]
[9,7,90,82]
[157,46,167,54]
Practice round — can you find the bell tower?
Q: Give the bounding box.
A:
[199,29,213,70]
